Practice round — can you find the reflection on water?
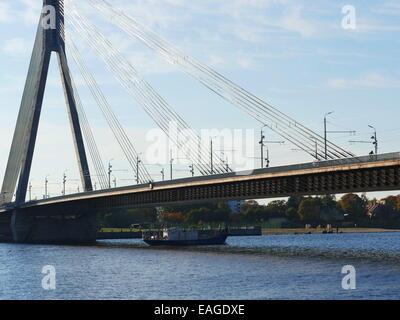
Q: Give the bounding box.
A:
[1,232,400,300]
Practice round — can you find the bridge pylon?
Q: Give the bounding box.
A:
[0,0,92,205]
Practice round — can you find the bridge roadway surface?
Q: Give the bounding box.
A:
[1,152,400,216]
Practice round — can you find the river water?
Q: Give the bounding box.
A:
[1,232,400,300]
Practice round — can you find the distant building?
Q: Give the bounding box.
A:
[367,201,396,220]
[244,200,258,206]
[367,202,381,219]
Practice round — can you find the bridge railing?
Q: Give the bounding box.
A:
[2,151,400,210]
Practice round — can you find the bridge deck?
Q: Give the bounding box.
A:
[1,152,399,214]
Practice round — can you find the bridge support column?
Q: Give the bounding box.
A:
[10,209,98,244]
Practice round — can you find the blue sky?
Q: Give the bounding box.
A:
[0,0,399,200]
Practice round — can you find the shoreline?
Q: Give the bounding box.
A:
[262,227,400,235]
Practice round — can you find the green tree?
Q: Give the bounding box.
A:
[396,195,400,212]
[298,197,321,221]
[383,195,397,211]
[285,196,304,221]
[185,207,212,225]
[213,202,231,222]
[163,212,185,224]
[285,207,297,220]
[266,200,287,216]
[286,196,303,210]
[337,194,367,220]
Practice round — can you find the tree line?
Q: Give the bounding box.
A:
[99,193,400,228]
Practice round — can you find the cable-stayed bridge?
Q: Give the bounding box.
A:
[1,0,399,243]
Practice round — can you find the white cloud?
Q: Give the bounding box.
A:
[374,2,400,15]
[328,72,400,89]
[0,1,42,25]
[0,3,13,22]
[278,6,316,37]
[2,38,31,56]
[19,0,42,25]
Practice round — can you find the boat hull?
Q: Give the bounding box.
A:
[144,234,227,246]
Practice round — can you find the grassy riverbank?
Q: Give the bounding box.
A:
[262,227,400,235]
[100,227,400,235]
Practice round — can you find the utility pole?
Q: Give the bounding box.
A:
[265,147,270,168]
[108,159,113,189]
[259,125,284,168]
[349,125,378,155]
[324,111,334,160]
[62,172,67,196]
[136,156,141,184]
[210,138,214,174]
[189,164,195,177]
[369,125,378,155]
[160,168,165,181]
[259,125,266,168]
[170,150,174,180]
[44,176,49,199]
[324,111,356,160]
[28,182,32,201]
[113,176,117,188]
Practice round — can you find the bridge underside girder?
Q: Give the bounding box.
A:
[18,164,400,217]
[2,158,400,243]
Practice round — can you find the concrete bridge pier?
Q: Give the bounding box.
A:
[0,213,12,241]
[10,209,98,244]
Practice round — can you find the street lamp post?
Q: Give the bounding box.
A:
[62,172,67,196]
[324,111,334,160]
[209,135,220,174]
[265,147,270,168]
[259,125,284,168]
[349,125,378,155]
[369,125,378,155]
[170,150,174,180]
[160,168,165,181]
[108,159,113,189]
[210,138,214,174]
[259,125,266,168]
[136,155,141,184]
[44,176,49,199]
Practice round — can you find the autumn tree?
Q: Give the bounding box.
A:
[337,194,367,219]
[266,200,286,215]
[298,197,321,221]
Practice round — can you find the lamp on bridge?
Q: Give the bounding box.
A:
[108,159,113,189]
[324,111,334,160]
[349,125,378,155]
[259,124,284,168]
[368,125,378,155]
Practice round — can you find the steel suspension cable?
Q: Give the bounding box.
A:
[67,3,225,175]
[87,0,355,160]
[67,37,153,183]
